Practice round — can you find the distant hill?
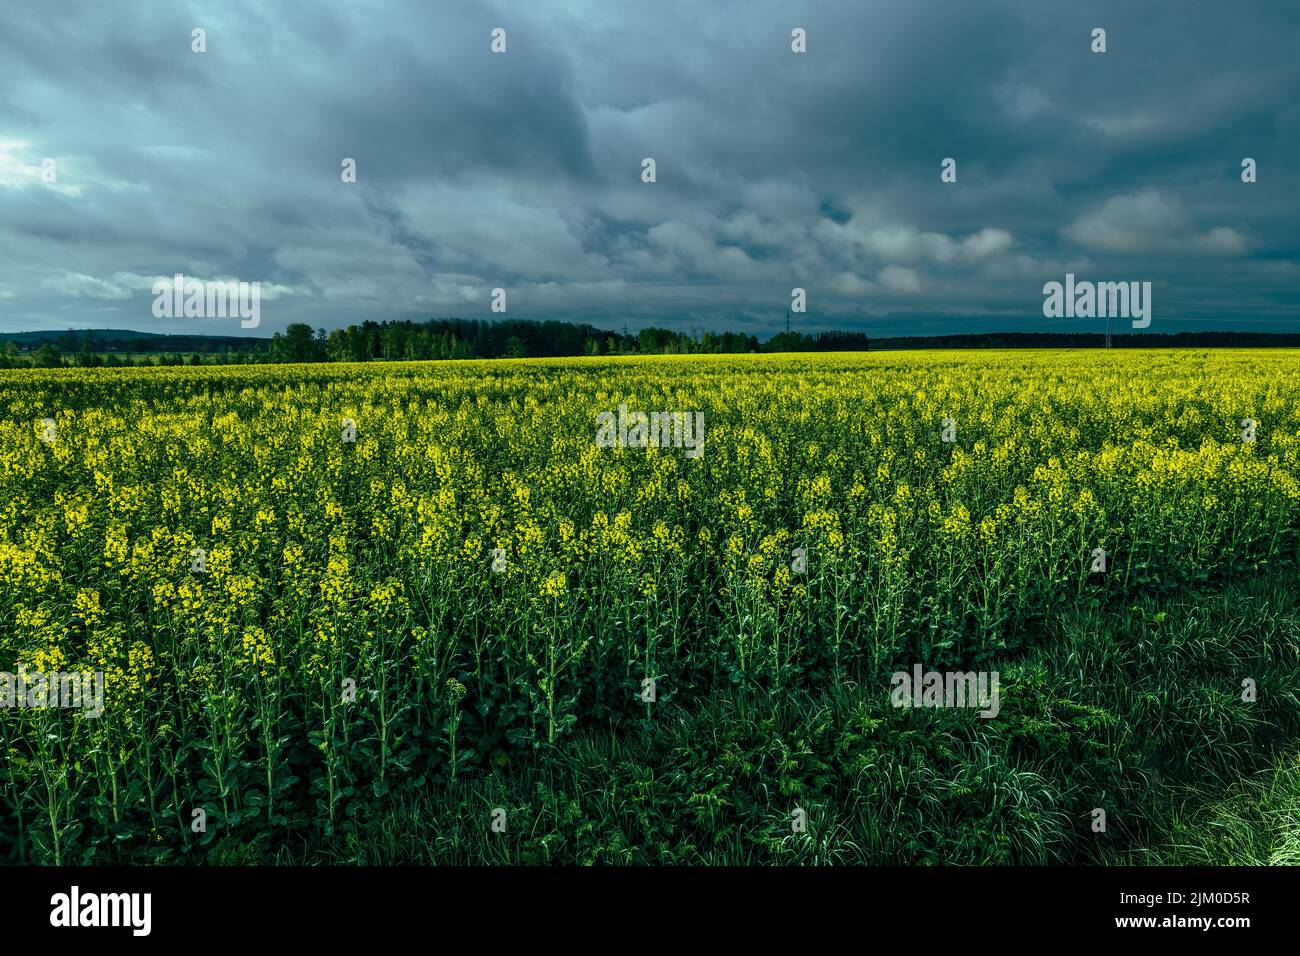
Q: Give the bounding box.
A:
[0,329,269,351]
[870,331,1300,349]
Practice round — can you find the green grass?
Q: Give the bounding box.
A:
[1144,755,1300,866]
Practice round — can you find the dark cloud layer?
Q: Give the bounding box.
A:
[1,0,1297,337]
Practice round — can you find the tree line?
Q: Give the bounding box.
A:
[268,318,828,363]
[8,319,1300,369]
[0,319,871,367]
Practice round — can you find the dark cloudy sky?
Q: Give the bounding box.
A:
[1,0,1297,338]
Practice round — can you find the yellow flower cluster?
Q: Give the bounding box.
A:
[2,348,1298,726]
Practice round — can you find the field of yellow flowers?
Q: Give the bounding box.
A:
[3,350,1300,864]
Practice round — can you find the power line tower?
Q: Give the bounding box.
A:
[785,308,791,335]
[1105,313,1113,349]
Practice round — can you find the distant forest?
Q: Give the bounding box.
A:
[0,319,867,367]
[2,319,1300,367]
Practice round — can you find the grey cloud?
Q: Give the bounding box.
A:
[0,0,1297,335]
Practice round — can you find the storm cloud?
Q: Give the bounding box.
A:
[0,0,1296,337]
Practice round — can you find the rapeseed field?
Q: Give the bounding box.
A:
[3,350,1299,864]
